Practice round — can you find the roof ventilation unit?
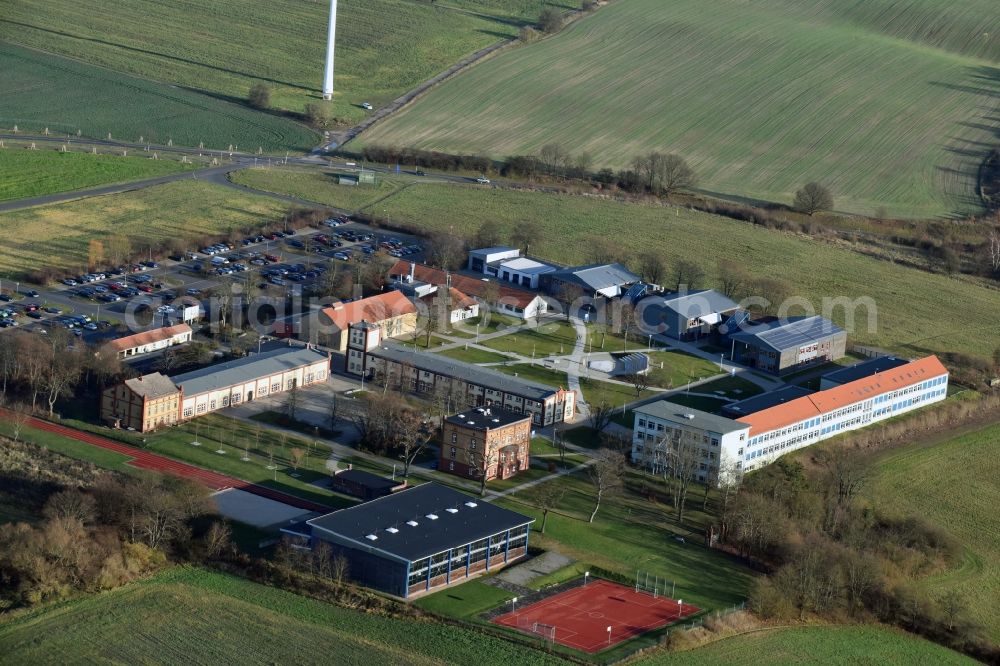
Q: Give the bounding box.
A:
[386,527,399,534]
[365,534,378,541]
[464,501,478,508]
[406,520,419,527]
[685,413,695,420]
[446,508,459,514]
[425,513,439,520]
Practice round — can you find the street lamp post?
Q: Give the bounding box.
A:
[584,570,590,586]
[475,324,480,343]
[607,625,612,645]
[510,596,518,613]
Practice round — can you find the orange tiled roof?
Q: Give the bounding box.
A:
[389,260,542,309]
[108,324,192,352]
[322,291,416,330]
[737,356,948,436]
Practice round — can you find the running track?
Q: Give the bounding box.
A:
[9,412,329,513]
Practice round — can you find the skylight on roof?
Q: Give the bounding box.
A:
[365,534,378,541]
[446,508,458,514]
[464,501,478,508]
[406,520,419,527]
[386,527,399,533]
[426,513,439,520]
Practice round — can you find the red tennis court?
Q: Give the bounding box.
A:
[492,579,700,653]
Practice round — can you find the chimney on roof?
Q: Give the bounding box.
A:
[409,262,415,283]
[446,271,452,288]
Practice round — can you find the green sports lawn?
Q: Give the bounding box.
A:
[0,42,318,153]
[0,147,192,202]
[635,625,976,665]
[0,567,565,666]
[870,422,1000,641]
[0,0,548,124]
[358,0,1000,217]
[238,171,1000,361]
[0,180,288,280]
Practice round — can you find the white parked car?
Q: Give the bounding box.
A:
[476,176,491,184]
[361,102,373,110]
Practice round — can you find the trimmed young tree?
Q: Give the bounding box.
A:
[588,448,625,523]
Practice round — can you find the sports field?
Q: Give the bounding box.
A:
[870,421,1000,641]
[0,0,547,122]
[494,579,699,653]
[0,180,287,279]
[0,567,565,665]
[358,0,1000,217]
[0,42,317,153]
[0,147,192,202]
[635,625,977,665]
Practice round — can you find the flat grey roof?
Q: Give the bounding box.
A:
[638,289,738,325]
[729,316,844,353]
[172,346,329,396]
[446,406,532,431]
[722,385,813,417]
[822,356,909,385]
[372,343,563,402]
[548,263,640,291]
[308,483,533,562]
[635,399,747,434]
[469,246,518,256]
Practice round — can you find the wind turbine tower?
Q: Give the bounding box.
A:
[322,0,337,100]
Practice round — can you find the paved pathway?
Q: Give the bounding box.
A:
[564,316,591,418]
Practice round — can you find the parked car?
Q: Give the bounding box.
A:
[475,176,491,184]
[62,278,78,286]
[361,102,373,110]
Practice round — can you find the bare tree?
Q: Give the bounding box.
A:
[331,552,350,585]
[626,372,650,398]
[510,220,542,254]
[204,521,232,558]
[290,447,306,472]
[987,230,1000,274]
[43,489,97,524]
[588,448,625,523]
[717,259,748,300]
[395,409,429,478]
[557,283,584,320]
[664,435,702,524]
[749,277,792,316]
[284,384,299,421]
[638,252,666,286]
[539,142,570,176]
[588,401,615,432]
[673,260,705,290]
[530,480,566,533]
[794,182,834,215]
[426,230,466,271]
[467,446,497,496]
[6,401,31,442]
[634,152,696,196]
[586,235,622,264]
[471,222,503,249]
[479,280,501,312]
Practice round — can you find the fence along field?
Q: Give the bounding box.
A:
[357,0,1000,218]
[870,422,1000,642]
[0,0,548,125]
[0,42,317,154]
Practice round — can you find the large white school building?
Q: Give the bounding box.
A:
[632,355,949,485]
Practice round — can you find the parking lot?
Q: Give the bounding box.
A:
[0,216,427,344]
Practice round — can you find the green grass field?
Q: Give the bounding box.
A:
[0,42,317,153]
[0,566,565,665]
[340,182,1000,361]
[480,319,579,357]
[358,0,1000,217]
[0,180,287,280]
[501,470,755,613]
[0,0,548,124]
[869,422,1000,641]
[436,345,513,364]
[231,167,408,211]
[635,625,976,665]
[0,146,193,201]
[645,351,722,390]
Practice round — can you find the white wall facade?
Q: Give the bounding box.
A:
[738,372,949,473]
[181,359,329,419]
[631,414,748,485]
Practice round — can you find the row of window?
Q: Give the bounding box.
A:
[745,386,947,461]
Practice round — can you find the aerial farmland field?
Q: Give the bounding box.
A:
[870,422,1000,641]
[0,42,318,153]
[0,567,565,665]
[635,625,976,665]
[357,0,1000,218]
[0,180,288,279]
[0,147,193,202]
[0,0,548,124]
